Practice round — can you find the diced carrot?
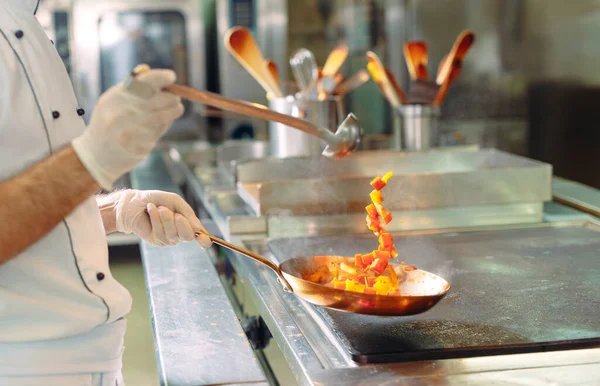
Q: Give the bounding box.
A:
[381,172,393,183]
[370,190,384,204]
[365,204,378,218]
[378,232,394,250]
[354,254,366,270]
[361,253,374,266]
[370,176,387,190]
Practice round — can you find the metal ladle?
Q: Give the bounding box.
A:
[124,78,362,158]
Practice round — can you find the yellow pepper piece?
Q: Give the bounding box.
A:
[381,172,393,183]
[373,276,393,295]
[345,279,366,293]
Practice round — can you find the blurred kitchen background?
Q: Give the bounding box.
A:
[34,0,600,382]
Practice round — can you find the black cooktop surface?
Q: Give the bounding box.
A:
[268,223,600,363]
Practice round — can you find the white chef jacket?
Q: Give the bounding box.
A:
[0,0,132,376]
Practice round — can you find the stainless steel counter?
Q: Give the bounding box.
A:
[130,153,268,386]
[138,148,600,385]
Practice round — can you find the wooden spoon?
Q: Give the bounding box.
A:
[319,45,349,99]
[366,52,406,108]
[436,30,475,85]
[265,59,279,86]
[225,26,283,97]
[322,44,349,78]
[384,67,408,104]
[403,41,428,81]
[433,59,462,106]
[333,70,369,96]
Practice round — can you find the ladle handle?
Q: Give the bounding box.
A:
[166,84,334,143]
[195,231,293,292]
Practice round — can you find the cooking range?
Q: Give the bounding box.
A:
[267,222,600,364]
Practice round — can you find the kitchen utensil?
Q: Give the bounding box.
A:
[269,91,345,158]
[433,59,463,106]
[333,70,370,96]
[225,26,283,98]
[435,30,475,85]
[199,232,450,316]
[290,48,318,99]
[163,84,360,158]
[403,41,429,80]
[366,51,406,107]
[319,44,349,99]
[265,59,279,86]
[397,104,440,150]
[384,67,408,104]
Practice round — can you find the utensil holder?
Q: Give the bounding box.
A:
[395,105,440,151]
[268,94,345,158]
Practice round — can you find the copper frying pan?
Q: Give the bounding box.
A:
[199,232,451,316]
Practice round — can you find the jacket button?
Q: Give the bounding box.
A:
[50,39,54,45]
[97,272,105,281]
[15,30,24,39]
[77,108,85,116]
[52,111,60,119]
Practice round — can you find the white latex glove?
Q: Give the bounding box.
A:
[72,65,184,190]
[113,189,212,248]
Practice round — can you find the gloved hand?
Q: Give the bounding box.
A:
[72,65,184,190]
[113,189,212,248]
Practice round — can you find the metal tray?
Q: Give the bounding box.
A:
[237,149,552,216]
[267,220,600,363]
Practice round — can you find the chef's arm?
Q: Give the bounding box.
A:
[0,145,100,264]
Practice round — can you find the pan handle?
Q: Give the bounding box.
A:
[195,232,294,292]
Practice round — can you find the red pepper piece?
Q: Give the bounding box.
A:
[365,204,378,218]
[378,232,394,250]
[354,253,366,270]
[370,176,387,190]
[370,257,389,275]
[361,253,374,266]
[373,249,391,261]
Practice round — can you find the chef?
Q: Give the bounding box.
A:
[0,1,211,385]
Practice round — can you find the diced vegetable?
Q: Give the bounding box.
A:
[333,280,346,290]
[370,190,384,204]
[381,172,393,183]
[361,253,374,266]
[373,276,393,295]
[345,279,366,293]
[380,209,392,225]
[370,255,389,274]
[354,254,366,270]
[370,176,387,190]
[388,264,398,288]
[378,232,393,250]
[373,249,391,260]
[365,204,378,218]
[340,262,357,274]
